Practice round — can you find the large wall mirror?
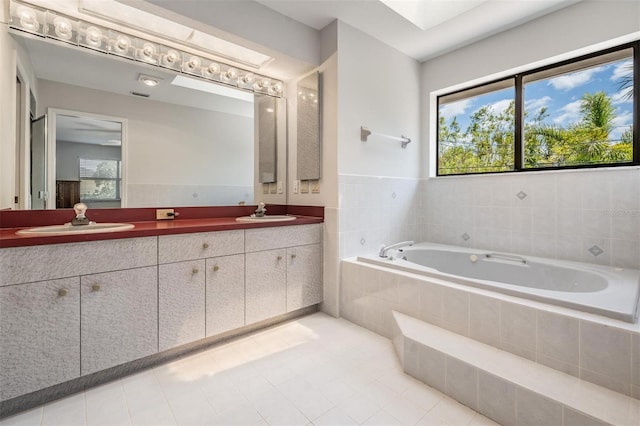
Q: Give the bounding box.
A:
[13,33,286,210]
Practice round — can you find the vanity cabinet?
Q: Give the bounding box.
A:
[0,278,80,401]
[0,224,322,406]
[80,267,158,375]
[206,254,245,336]
[158,230,245,344]
[245,224,322,325]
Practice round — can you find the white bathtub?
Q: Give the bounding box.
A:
[358,243,640,323]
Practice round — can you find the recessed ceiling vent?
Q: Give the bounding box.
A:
[130,91,150,98]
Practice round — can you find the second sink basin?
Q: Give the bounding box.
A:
[235,215,296,223]
[16,222,135,236]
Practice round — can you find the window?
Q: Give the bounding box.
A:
[437,42,638,175]
[79,158,122,201]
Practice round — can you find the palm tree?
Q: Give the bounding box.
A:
[617,63,633,101]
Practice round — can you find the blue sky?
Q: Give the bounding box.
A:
[439,58,634,142]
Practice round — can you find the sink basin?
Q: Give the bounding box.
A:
[235,215,296,223]
[16,222,135,236]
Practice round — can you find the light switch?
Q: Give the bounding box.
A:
[277,181,283,194]
[293,180,300,194]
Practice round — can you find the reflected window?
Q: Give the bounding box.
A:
[79,158,122,201]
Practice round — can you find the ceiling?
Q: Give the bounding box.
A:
[206,0,578,62]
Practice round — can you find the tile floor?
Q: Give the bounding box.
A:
[0,313,497,426]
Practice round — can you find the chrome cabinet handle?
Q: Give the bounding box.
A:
[58,288,68,297]
[277,255,283,261]
[291,254,297,259]
[192,268,199,275]
[202,243,209,249]
[212,265,220,272]
[91,284,101,292]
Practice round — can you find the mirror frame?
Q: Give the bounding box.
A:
[46,108,128,209]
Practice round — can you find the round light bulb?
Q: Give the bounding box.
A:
[186,56,201,71]
[162,50,180,66]
[272,82,283,93]
[17,6,39,31]
[137,42,157,62]
[53,17,72,40]
[254,79,269,90]
[240,73,254,84]
[85,26,102,48]
[114,34,130,54]
[224,68,237,80]
[204,62,220,76]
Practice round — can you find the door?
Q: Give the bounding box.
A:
[30,115,47,209]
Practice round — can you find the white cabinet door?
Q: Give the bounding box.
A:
[81,267,158,375]
[0,278,80,401]
[205,254,245,337]
[245,249,286,325]
[159,260,206,351]
[286,244,322,312]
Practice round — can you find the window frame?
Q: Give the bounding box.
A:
[436,41,639,176]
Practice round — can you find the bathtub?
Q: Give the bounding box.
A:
[357,243,640,323]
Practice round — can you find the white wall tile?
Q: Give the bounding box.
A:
[477,371,516,426]
[500,302,536,361]
[445,357,478,410]
[580,320,632,392]
[515,387,562,426]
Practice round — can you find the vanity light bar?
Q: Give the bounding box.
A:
[8,0,284,98]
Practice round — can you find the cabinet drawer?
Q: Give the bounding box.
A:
[245,224,321,252]
[81,267,158,375]
[159,230,244,264]
[0,278,80,401]
[0,237,157,286]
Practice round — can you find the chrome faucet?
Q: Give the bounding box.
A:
[379,240,414,258]
[71,203,90,226]
[254,202,267,217]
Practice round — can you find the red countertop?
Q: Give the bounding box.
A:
[0,205,324,248]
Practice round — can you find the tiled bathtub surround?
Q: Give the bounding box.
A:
[338,174,421,259]
[422,167,640,270]
[340,259,640,399]
[393,312,639,426]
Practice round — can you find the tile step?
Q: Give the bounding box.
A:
[392,310,640,426]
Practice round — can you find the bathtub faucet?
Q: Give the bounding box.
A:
[379,241,414,258]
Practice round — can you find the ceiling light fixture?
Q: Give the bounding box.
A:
[79,0,272,69]
[138,74,161,87]
[8,0,284,98]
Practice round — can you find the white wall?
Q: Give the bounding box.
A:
[38,80,255,207]
[318,21,422,317]
[337,21,421,178]
[420,0,640,269]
